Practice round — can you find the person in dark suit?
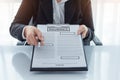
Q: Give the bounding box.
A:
[10,0,94,45]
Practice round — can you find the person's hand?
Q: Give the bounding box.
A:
[77,25,88,39]
[24,26,44,46]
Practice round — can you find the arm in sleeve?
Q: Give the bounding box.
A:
[81,0,95,44]
[9,0,34,41]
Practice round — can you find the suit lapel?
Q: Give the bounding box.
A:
[41,0,53,23]
[65,0,76,23]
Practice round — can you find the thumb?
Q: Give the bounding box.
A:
[34,28,44,41]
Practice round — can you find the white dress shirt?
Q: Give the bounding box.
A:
[22,0,68,39]
[53,0,68,24]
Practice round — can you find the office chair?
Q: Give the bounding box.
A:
[93,35,103,45]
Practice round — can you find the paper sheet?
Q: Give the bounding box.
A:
[32,25,87,68]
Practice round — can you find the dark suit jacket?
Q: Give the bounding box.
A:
[10,0,94,45]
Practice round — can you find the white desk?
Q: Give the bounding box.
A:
[0,46,120,80]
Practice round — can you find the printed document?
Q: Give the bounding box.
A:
[31,24,87,69]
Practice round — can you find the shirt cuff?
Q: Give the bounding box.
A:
[22,27,26,39]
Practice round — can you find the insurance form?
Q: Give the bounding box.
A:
[30,24,88,71]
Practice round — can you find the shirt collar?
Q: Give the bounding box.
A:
[58,0,69,4]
